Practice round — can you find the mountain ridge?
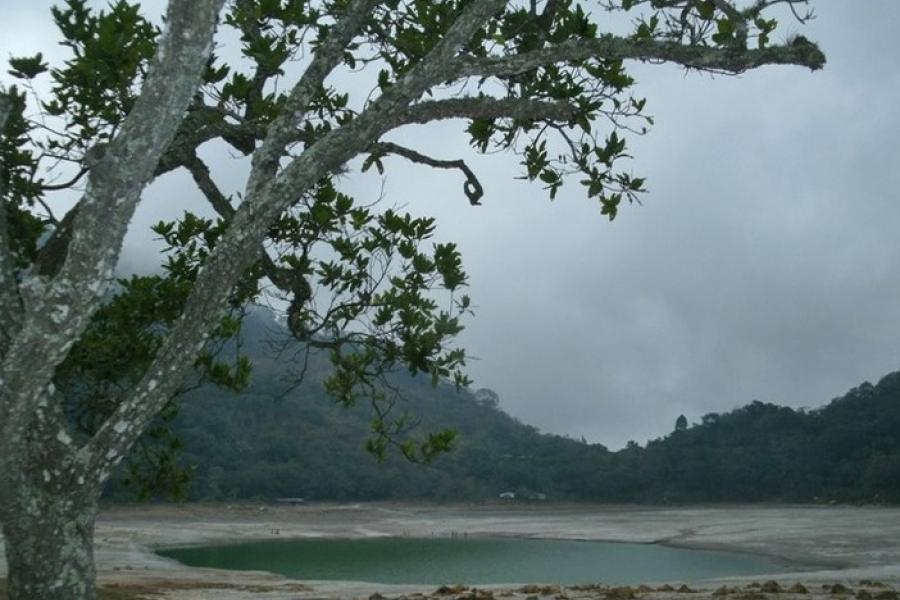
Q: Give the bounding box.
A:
[110,307,900,504]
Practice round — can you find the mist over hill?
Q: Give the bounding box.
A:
[109,308,900,504]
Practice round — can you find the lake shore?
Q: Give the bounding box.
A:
[4,503,900,599]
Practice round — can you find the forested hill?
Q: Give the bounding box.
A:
[116,308,900,504]
[134,307,608,502]
[621,372,900,503]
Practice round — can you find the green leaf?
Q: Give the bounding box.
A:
[697,1,716,20]
[8,54,48,79]
[539,169,559,184]
[311,204,333,227]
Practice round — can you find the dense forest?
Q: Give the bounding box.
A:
[108,308,900,504]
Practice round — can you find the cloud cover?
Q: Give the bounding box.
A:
[4,0,898,449]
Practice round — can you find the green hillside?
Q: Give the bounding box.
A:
[631,373,900,503]
[109,308,900,504]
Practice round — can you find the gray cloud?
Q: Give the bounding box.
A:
[381,1,900,448]
[5,1,899,449]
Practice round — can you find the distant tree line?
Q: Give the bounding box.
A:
[105,311,900,505]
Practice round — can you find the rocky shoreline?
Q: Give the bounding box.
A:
[5,503,900,599]
[48,576,900,600]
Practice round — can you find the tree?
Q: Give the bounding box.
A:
[675,414,688,432]
[0,0,823,598]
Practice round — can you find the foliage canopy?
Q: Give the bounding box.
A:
[0,0,824,471]
[0,1,822,597]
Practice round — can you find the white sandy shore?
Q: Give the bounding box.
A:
[4,503,900,599]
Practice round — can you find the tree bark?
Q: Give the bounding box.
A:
[1,398,100,600]
[2,480,98,600]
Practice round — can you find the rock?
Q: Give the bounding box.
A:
[436,585,468,596]
[713,586,731,596]
[761,581,782,593]
[519,583,561,596]
[857,591,873,600]
[539,586,560,596]
[606,586,635,600]
[829,584,851,594]
[658,585,675,592]
[571,585,606,592]
[677,584,697,593]
[370,594,386,600]
[788,583,808,594]
[874,592,899,600]
[637,585,654,593]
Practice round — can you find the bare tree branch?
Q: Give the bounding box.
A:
[155,104,256,175]
[369,141,484,206]
[39,167,88,192]
[393,97,576,127]
[184,154,237,219]
[449,33,825,79]
[741,0,813,23]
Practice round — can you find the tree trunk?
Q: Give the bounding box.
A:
[2,482,98,600]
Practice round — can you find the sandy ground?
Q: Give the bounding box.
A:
[4,503,900,599]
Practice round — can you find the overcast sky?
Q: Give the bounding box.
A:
[4,1,899,449]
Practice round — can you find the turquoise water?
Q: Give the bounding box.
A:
[158,537,794,585]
